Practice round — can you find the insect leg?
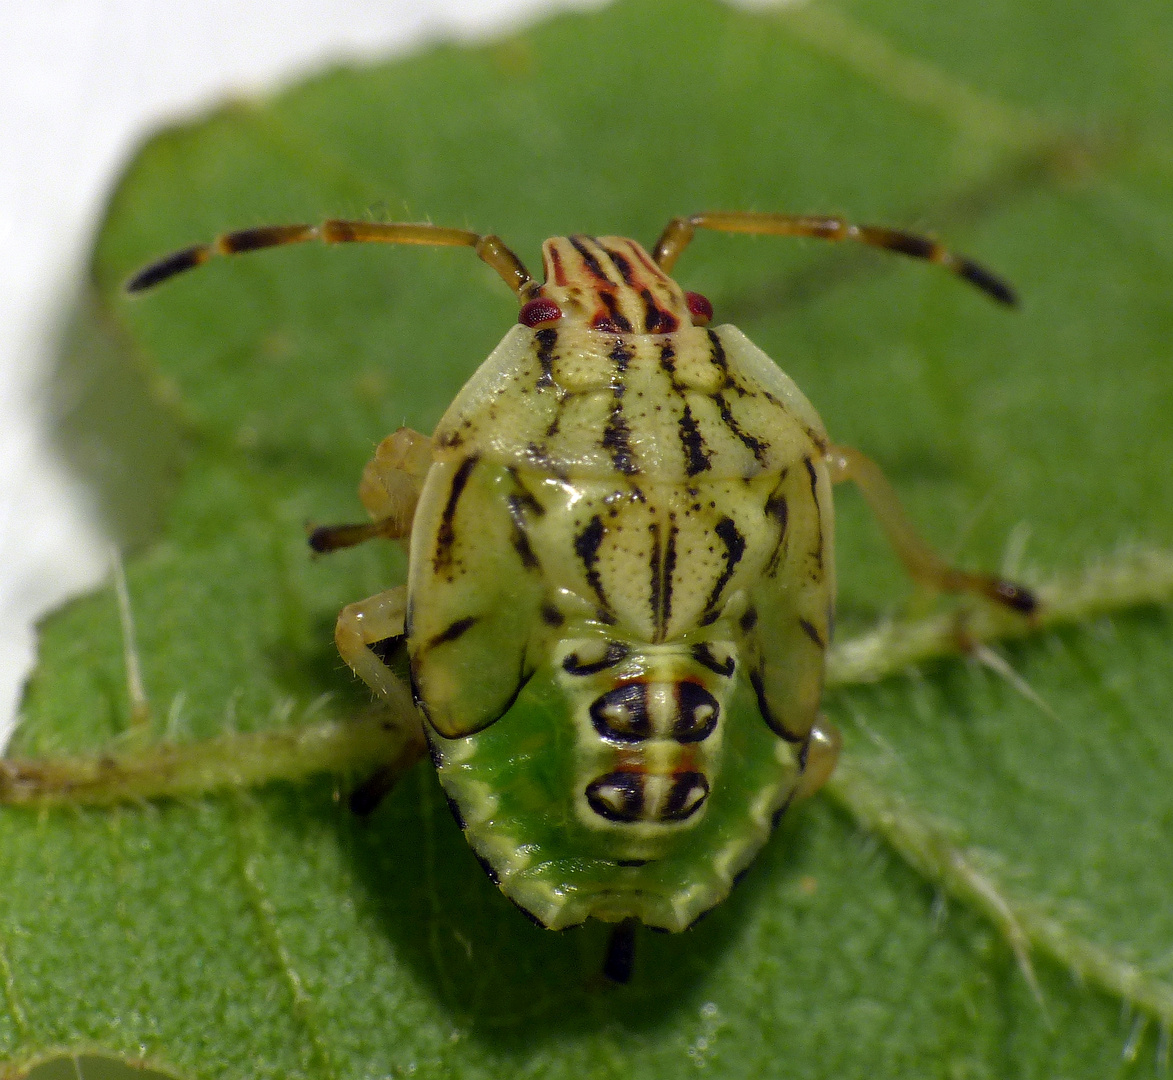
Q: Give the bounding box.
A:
[791,717,842,802]
[309,428,434,554]
[334,585,420,707]
[126,220,533,295]
[652,211,1016,305]
[825,443,1037,614]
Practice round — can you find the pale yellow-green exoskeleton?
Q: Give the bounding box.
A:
[128,212,1035,982]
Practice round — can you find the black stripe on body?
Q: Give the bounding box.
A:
[433,455,478,574]
[534,326,558,390]
[678,404,712,476]
[691,642,735,678]
[716,394,768,464]
[506,491,541,570]
[799,618,826,649]
[426,616,478,650]
[763,480,790,577]
[648,521,663,637]
[563,641,630,676]
[575,514,610,610]
[602,340,638,474]
[598,291,634,332]
[750,669,804,742]
[703,516,747,615]
[803,455,825,574]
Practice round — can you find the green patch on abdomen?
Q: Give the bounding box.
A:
[430,665,799,932]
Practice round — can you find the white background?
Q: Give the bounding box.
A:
[0,0,618,749]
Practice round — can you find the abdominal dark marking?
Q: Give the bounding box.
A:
[703,516,747,614]
[433,455,478,574]
[661,773,710,822]
[586,771,645,822]
[590,683,652,742]
[674,682,719,742]
[575,514,609,609]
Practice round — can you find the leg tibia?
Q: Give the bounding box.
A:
[335,586,419,717]
[826,443,1037,614]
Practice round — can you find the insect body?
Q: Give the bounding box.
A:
[129,211,1035,974]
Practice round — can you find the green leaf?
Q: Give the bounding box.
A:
[6,0,1173,1076]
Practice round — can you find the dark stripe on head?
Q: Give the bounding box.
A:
[433,455,478,573]
[640,287,679,333]
[569,235,612,283]
[599,290,633,332]
[606,246,636,284]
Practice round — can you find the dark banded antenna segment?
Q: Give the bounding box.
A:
[652,210,1018,307]
[126,220,533,296]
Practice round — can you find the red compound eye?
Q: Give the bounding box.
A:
[519,298,563,328]
[685,292,713,325]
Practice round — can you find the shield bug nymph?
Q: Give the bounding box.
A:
[128,211,1036,982]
